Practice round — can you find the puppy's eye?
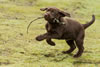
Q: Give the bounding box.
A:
[51,12,55,14]
[51,11,55,13]
[51,11,55,15]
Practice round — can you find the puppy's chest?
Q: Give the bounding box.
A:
[47,25,56,32]
[47,24,63,33]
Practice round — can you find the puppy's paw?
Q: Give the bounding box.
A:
[73,54,81,58]
[62,51,70,54]
[36,35,44,41]
[47,42,56,46]
[46,39,56,46]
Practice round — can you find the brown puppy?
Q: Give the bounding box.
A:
[36,7,95,58]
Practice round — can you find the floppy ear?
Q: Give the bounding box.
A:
[59,10,71,17]
[40,8,48,11]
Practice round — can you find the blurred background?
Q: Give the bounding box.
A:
[0,0,100,67]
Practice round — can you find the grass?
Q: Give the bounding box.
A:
[0,0,100,67]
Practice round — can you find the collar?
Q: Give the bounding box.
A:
[53,18,65,24]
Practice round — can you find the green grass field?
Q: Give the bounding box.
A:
[0,0,100,67]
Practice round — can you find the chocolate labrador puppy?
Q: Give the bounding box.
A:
[36,7,95,58]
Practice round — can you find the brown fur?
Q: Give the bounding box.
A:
[36,7,95,58]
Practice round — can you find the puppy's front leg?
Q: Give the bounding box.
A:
[46,38,55,46]
[36,33,48,41]
[36,33,61,41]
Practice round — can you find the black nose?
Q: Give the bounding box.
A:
[44,13,50,18]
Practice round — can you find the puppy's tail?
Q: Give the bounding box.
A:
[83,15,95,29]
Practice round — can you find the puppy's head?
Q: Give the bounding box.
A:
[40,7,70,23]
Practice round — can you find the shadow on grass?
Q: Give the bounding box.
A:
[44,52,74,62]
[73,61,100,64]
[0,61,12,65]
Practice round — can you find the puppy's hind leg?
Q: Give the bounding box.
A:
[74,31,84,58]
[63,40,76,54]
[46,38,56,46]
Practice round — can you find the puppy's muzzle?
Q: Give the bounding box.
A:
[44,12,54,20]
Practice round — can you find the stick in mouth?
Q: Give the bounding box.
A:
[27,16,44,34]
